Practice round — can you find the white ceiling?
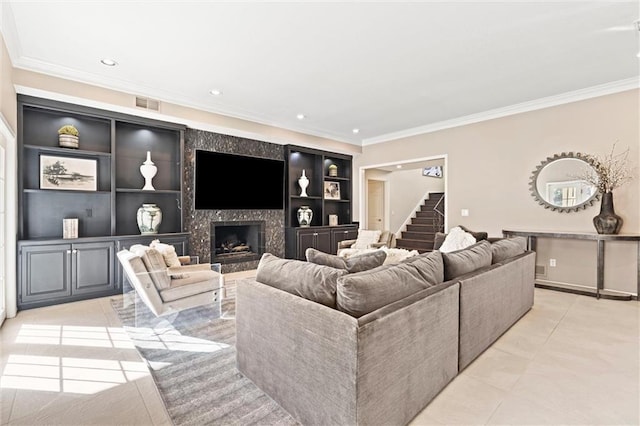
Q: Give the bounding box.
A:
[2,1,639,146]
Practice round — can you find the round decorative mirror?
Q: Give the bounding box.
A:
[530,152,600,212]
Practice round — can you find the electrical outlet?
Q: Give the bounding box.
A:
[549,258,557,267]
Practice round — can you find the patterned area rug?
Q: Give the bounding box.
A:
[111,280,299,426]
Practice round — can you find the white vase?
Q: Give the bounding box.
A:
[137,203,162,234]
[140,151,157,191]
[298,169,309,197]
[297,205,313,227]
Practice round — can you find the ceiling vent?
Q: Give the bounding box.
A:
[135,96,160,111]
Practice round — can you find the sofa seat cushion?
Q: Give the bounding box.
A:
[129,245,171,290]
[442,240,492,281]
[256,253,347,308]
[336,251,444,318]
[160,273,217,302]
[491,237,527,264]
[306,247,387,272]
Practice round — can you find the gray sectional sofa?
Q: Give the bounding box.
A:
[236,237,534,426]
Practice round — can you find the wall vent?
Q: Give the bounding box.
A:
[135,96,160,111]
[535,264,546,277]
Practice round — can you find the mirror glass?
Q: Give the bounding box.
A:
[530,153,599,212]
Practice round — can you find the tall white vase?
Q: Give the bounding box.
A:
[140,151,157,191]
[298,169,309,197]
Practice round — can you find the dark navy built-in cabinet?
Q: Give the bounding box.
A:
[17,95,188,310]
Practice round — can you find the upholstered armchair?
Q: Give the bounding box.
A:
[337,229,396,252]
[117,244,223,317]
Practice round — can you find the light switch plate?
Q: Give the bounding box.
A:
[461,209,469,217]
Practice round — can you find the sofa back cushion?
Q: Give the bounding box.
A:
[129,245,171,290]
[306,247,387,273]
[336,251,444,318]
[442,240,492,281]
[256,253,347,308]
[491,237,527,264]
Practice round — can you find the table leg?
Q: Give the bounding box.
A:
[596,240,604,299]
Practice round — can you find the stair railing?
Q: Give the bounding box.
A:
[433,193,445,233]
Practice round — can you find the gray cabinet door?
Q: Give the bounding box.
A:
[20,244,72,305]
[72,241,115,295]
[296,228,332,259]
[331,226,358,254]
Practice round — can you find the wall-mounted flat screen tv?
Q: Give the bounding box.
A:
[195,150,284,210]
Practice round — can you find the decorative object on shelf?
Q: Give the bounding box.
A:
[298,169,309,197]
[40,155,97,191]
[328,164,338,177]
[137,203,163,234]
[329,214,338,226]
[63,218,79,239]
[58,124,79,149]
[576,143,633,234]
[140,151,158,191]
[324,181,340,200]
[297,205,313,227]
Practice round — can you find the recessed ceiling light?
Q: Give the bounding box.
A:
[296,114,306,120]
[209,89,223,96]
[352,128,360,134]
[100,58,117,66]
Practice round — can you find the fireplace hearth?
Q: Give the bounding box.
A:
[210,221,265,264]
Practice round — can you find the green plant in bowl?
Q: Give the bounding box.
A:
[58,125,79,137]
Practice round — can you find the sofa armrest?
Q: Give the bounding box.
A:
[236,279,359,426]
[369,242,387,249]
[337,239,356,249]
[166,263,212,277]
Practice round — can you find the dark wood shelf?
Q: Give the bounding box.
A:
[116,188,181,194]
[23,144,111,157]
[290,195,322,200]
[324,176,350,181]
[323,198,350,203]
[23,188,111,195]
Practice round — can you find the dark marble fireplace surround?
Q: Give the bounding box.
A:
[184,129,285,273]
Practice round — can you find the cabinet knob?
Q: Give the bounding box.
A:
[66,250,71,254]
[313,233,318,236]
[72,249,78,254]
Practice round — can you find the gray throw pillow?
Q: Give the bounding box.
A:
[491,237,527,264]
[433,232,447,250]
[401,250,445,284]
[256,253,347,308]
[442,240,492,281]
[336,255,442,318]
[305,247,387,273]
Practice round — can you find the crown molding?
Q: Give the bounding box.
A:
[362,77,640,146]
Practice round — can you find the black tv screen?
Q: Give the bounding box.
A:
[195,150,284,210]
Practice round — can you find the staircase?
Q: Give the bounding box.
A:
[395,192,445,253]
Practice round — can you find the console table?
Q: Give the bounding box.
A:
[502,229,640,301]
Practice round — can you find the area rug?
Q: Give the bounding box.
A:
[111,280,299,426]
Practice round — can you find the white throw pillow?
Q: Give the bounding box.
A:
[351,230,382,249]
[150,239,181,267]
[438,227,476,253]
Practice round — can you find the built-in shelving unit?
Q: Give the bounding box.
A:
[284,145,358,259]
[17,95,188,309]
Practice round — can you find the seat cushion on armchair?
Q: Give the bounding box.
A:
[256,253,348,308]
[305,247,386,273]
[351,229,382,249]
[160,271,218,302]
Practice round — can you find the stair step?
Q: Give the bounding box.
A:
[395,238,433,250]
[401,231,435,241]
[406,224,436,233]
[412,217,440,225]
[416,210,439,217]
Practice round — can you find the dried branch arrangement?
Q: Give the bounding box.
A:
[578,142,633,193]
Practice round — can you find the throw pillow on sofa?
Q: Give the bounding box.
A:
[150,239,181,268]
[336,252,444,317]
[305,247,387,273]
[442,240,492,281]
[434,226,489,251]
[438,226,476,253]
[400,250,445,284]
[491,237,527,264]
[256,253,347,308]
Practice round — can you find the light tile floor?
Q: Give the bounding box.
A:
[1,282,638,425]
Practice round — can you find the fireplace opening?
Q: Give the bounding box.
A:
[211,221,265,264]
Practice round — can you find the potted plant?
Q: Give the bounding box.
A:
[58,124,79,148]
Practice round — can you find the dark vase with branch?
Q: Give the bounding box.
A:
[580,143,633,234]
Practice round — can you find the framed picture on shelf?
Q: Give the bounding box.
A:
[40,155,97,191]
[324,181,341,200]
